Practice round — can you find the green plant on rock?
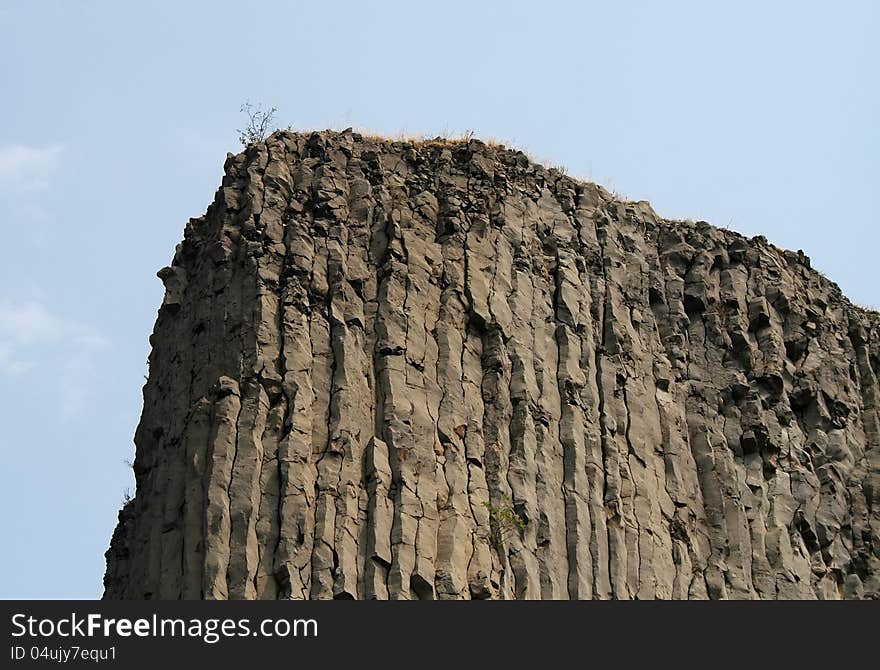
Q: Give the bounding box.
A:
[483,495,526,546]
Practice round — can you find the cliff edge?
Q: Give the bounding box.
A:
[104,129,880,599]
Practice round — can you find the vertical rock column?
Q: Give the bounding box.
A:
[104,130,880,600]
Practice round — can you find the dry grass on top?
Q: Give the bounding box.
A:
[356,129,513,151]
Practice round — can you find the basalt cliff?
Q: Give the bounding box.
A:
[104,130,880,600]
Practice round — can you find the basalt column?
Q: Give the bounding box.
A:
[104,130,880,600]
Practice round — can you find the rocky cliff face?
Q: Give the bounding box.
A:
[104,130,880,600]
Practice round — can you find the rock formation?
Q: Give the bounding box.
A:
[104,129,880,599]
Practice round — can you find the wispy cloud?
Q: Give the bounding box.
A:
[0,300,109,418]
[0,144,64,194]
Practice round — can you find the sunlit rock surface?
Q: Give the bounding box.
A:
[104,130,880,600]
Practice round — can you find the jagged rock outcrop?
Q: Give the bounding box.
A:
[104,129,880,599]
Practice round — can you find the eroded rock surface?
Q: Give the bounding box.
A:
[104,130,880,599]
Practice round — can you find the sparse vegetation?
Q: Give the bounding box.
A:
[122,488,133,505]
[853,301,880,315]
[237,101,282,147]
[483,495,526,546]
[358,129,509,152]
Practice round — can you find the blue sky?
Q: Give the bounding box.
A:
[0,0,877,598]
